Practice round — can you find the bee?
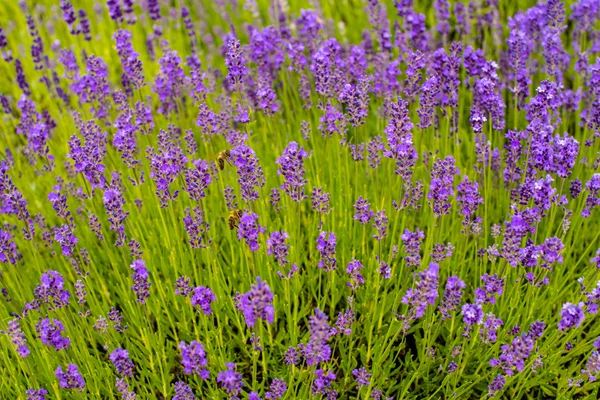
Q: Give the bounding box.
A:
[216,150,231,171]
[227,209,244,230]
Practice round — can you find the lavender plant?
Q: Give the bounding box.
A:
[1,0,600,398]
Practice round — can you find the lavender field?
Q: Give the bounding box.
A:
[1,0,600,398]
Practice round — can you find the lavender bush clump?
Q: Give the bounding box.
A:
[1,1,600,398]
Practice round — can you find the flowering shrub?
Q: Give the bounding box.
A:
[1,0,600,398]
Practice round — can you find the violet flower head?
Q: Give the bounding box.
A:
[179,341,209,378]
[267,231,290,266]
[184,159,212,201]
[583,174,600,217]
[236,277,275,327]
[115,378,136,400]
[558,302,585,331]
[428,156,459,217]
[230,144,263,203]
[456,176,483,230]
[352,367,372,388]
[335,308,355,335]
[53,223,78,257]
[237,211,265,251]
[190,286,216,315]
[7,319,30,357]
[383,97,417,180]
[312,187,331,214]
[402,262,439,319]
[461,303,484,326]
[316,231,337,271]
[276,141,309,202]
[102,184,129,247]
[225,37,247,89]
[439,276,466,320]
[312,369,336,395]
[304,308,334,366]
[581,351,600,382]
[265,378,287,399]
[372,210,388,241]
[109,348,134,378]
[153,50,189,115]
[173,381,195,400]
[183,206,210,249]
[130,259,150,304]
[0,229,19,264]
[217,362,244,397]
[26,388,48,400]
[474,274,504,305]
[401,228,425,267]
[29,270,71,312]
[55,364,85,389]
[284,346,299,365]
[36,318,70,351]
[354,196,375,224]
[346,259,365,290]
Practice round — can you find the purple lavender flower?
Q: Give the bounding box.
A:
[383,97,418,180]
[183,207,210,249]
[267,231,290,266]
[312,187,331,214]
[184,159,212,201]
[352,367,372,388]
[173,381,195,400]
[439,276,466,320]
[335,308,355,335]
[456,176,483,231]
[115,378,136,399]
[113,30,144,90]
[109,348,134,377]
[27,270,71,312]
[71,56,111,118]
[583,174,600,217]
[230,144,263,203]
[372,210,388,240]
[475,274,504,305]
[346,259,365,290]
[146,128,188,207]
[236,277,275,328]
[217,362,244,397]
[304,308,334,366]
[130,259,150,304]
[461,303,484,326]
[237,211,265,251]
[428,156,459,217]
[487,374,505,397]
[0,229,19,264]
[284,346,299,365]
[153,51,189,115]
[55,364,85,389]
[53,223,78,257]
[26,388,48,400]
[276,142,309,202]
[317,231,337,271]
[225,37,247,89]
[481,313,503,344]
[179,341,209,378]
[265,378,287,399]
[312,369,336,396]
[401,228,425,267]
[103,184,129,246]
[582,351,600,382]
[36,318,70,351]
[190,286,216,315]
[402,262,439,319]
[7,319,30,357]
[558,302,585,331]
[354,196,375,224]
